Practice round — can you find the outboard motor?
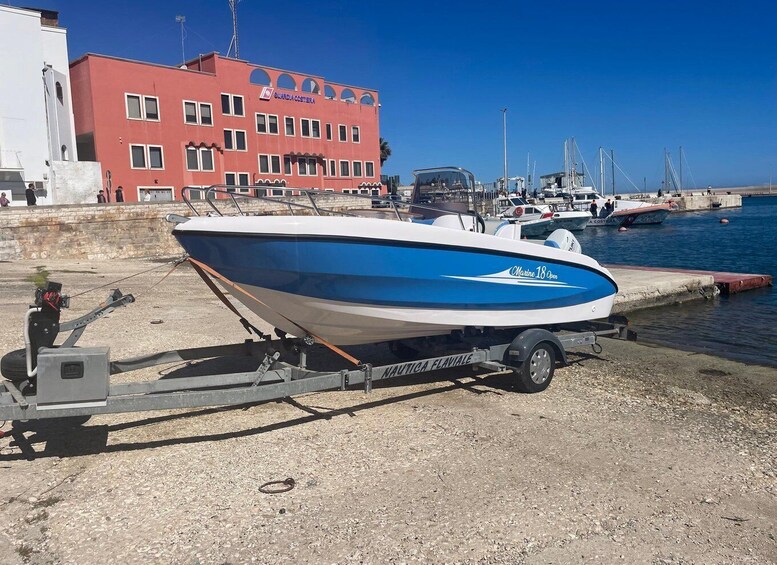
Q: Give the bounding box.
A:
[544,229,582,254]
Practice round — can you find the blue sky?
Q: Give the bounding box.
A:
[29,0,777,189]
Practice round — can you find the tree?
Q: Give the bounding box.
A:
[380,137,392,165]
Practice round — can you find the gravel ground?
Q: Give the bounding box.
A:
[0,259,775,564]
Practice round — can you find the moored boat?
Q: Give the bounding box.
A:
[172,168,618,346]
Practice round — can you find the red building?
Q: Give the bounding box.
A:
[69,52,382,202]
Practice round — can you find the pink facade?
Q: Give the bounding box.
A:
[69,53,382,202]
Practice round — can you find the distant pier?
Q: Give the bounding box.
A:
[609,265,773,313]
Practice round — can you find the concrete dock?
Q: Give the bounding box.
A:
[609,265,773,297]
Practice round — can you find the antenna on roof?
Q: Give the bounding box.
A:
[226,0,240,59]
[175,15,186,66]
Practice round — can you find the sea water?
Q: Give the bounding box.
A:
[575,195,777,367]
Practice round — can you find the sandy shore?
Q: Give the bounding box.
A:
[0,259,775,564]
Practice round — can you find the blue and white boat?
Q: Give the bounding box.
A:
[173,170,618,346]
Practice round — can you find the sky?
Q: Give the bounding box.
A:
[20,0,777,190]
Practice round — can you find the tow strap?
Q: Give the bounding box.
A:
[187,257,361,366]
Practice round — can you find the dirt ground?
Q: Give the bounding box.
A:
[0,259,775,564]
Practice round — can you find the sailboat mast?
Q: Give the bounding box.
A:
[679,146,683,192]
[599,147,604,195]
[610,149,616,196]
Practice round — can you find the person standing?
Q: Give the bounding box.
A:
[25,183,37,206]
[97,190,106,203]
[589,200,598,217]
[115,185,124,203]
[0,192,9,207]
[143,189,152,202]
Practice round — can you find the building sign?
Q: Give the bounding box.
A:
[259,86,316,104]
[274,92,316,104]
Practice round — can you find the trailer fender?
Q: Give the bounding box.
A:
[504,329,567,368]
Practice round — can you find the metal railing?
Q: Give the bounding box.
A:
[181,185,482,231]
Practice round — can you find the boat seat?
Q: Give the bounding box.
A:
[494,222,522,240]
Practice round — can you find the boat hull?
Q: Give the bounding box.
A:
[588,204,672,227]
[173,217,617,345]
[549,213,590,232]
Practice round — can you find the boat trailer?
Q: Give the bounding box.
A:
[0,282,635,424]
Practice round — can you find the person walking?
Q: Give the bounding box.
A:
[0,192,9,207]
[115,185,124,203]
[25,183,37,206]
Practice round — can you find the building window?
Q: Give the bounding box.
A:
[329,159,336,177]
[55,82,63,104]
[258,155,282,175]
[353,161,362,177]
[285,117,295,136]
[130,144,146,168]
[326,123,332,141]
[284,156,292,175]
[144,97,159,120]
[365,161,375,177]
[296,157,318,176]
[352,126,360,143]
[130,144,163,169]
[186,147,214,171]
[126,94,159,121]
[201,148,214,171]
[148,145,164,169]
[224,129,247,151]
[221,93,244,116]
[184,101,198,124]
[186,147,199,170]
[256,114,278,134]
[183,101,213,126]
[340,160,350,177]
[200,103,212,125]
[339,124,347,142]
[225,172,249,187]
[300,119,320,139]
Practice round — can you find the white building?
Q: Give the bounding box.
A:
[0,6,99,206]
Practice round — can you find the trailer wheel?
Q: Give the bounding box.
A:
[514,342,555,393]
[1,349,30,383]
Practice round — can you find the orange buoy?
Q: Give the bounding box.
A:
[720,218,729,224]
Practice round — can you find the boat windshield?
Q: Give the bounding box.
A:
[410,167,476,217]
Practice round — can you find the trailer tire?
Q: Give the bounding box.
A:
[1,349,29,383]
[514,342,555,393]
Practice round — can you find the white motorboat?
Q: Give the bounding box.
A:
[173,168,618,346]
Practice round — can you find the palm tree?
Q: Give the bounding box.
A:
[380,137,392,165]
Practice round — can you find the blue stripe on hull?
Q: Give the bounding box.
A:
[176,233,616,311]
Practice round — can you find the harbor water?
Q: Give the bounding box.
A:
[576,195,777,367]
